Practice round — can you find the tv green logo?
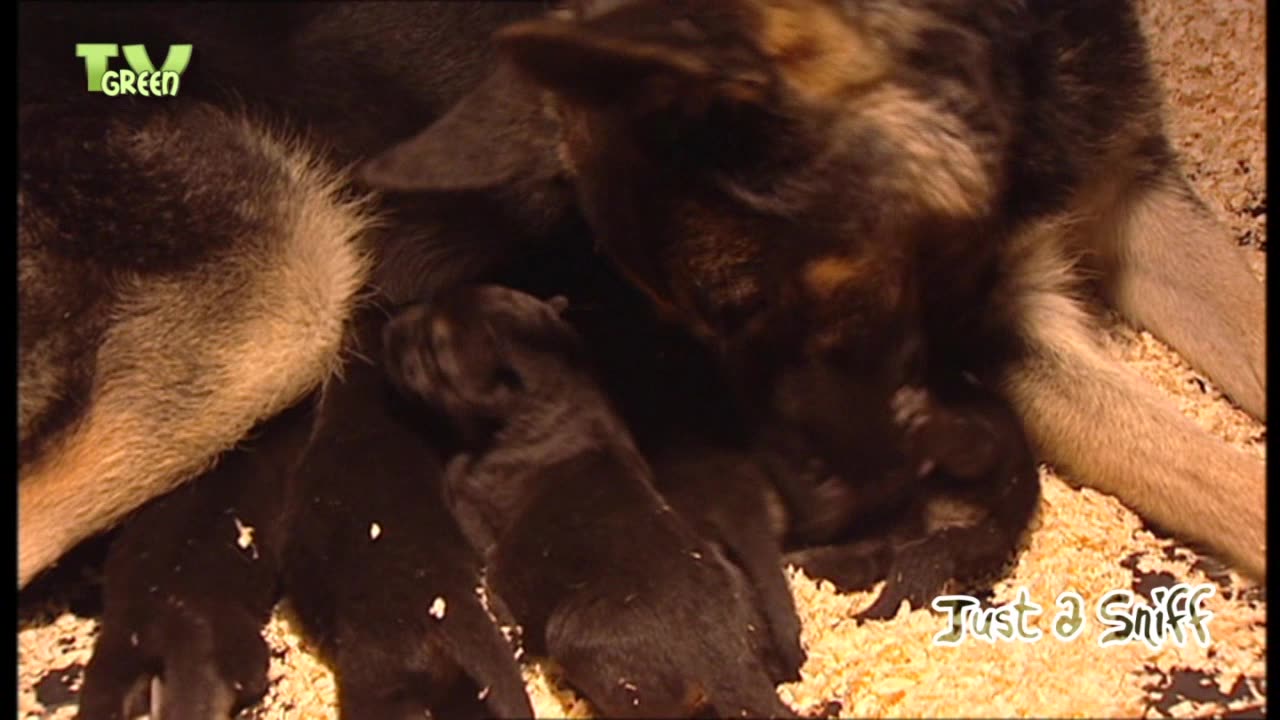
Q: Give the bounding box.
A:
[76,44,192,97]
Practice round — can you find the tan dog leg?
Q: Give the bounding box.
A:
[1000,235,1265,580]
[1098,175,1266,421]
[18,412,214,589]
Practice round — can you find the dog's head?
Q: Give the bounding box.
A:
[365,0,1014,365]
[382,286,581,427]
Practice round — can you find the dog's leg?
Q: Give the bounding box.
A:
[1095,170,1265,420]
[19,414,171,592]
[17,104,375,589]
[1000,235,1266,580]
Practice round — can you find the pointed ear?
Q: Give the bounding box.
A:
[359,63,566,193]
[495,3,769,114]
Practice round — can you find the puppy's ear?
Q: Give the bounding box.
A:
[359,63,565,193]
[546,295,570,315]
[496,1,770,116]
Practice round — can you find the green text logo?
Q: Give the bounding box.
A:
[76,44,192,97]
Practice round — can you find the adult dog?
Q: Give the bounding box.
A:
[18,0,1265,592]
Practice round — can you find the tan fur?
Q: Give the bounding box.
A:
[803,256,873,300]
[752,0,889,105]
[1096,178,1267,421]
[18,119,375,589]
[924,497,988,533]
[997,218,1266,581]
[850,84,995,218]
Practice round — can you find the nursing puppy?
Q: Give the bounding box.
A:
[383,286,796,719]
[650,447,807,682]
[78,305,535,720]
[281,306,534,720]
[776,372,1041,621]
[367,0,1267,580]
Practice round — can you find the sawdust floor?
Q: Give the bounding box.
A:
[17,0,1266,717]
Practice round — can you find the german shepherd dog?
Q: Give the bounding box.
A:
[16,0,1264,708]
[367,0,1267,582]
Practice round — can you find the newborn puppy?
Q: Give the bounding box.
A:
[383,286,795,719]
[79,399,314,720]
[282,307,533,720]
[775,368,1041,621]
[650,446,806,683]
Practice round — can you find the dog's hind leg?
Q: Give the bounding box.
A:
[998,232,1266,580]
[18,104,375,589]
[78,397,315,720]
[1093,163,1265,421]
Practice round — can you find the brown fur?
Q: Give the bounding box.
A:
[367,0,1265,580]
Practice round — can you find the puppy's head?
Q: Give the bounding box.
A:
[382,286,579,425]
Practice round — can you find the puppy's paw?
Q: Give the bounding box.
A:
[784,541,894,595]
[890,385,932,432]
[855,538,955,623]
[79,602,269,720]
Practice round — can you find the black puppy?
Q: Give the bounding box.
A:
[486,245,807,683]
[383,285,795,719]
[79,400,314,720]
[649,446,807,683]
[281,306,533,720]
[773,368,1042,622]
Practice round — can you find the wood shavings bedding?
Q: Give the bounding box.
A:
[17,0,1266,717]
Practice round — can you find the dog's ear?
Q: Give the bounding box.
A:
[496,1,770,116]
[359,63,565,193]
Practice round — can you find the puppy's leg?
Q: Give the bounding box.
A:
[784,540,894,595]
[859,457,1041,622]
[1095,169,1265,420]
[1001,237,1266,580]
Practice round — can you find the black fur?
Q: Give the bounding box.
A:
[78,400,313,720]
[384,286,795,718]
[779,372,1041,622]
[281,307,533,720]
